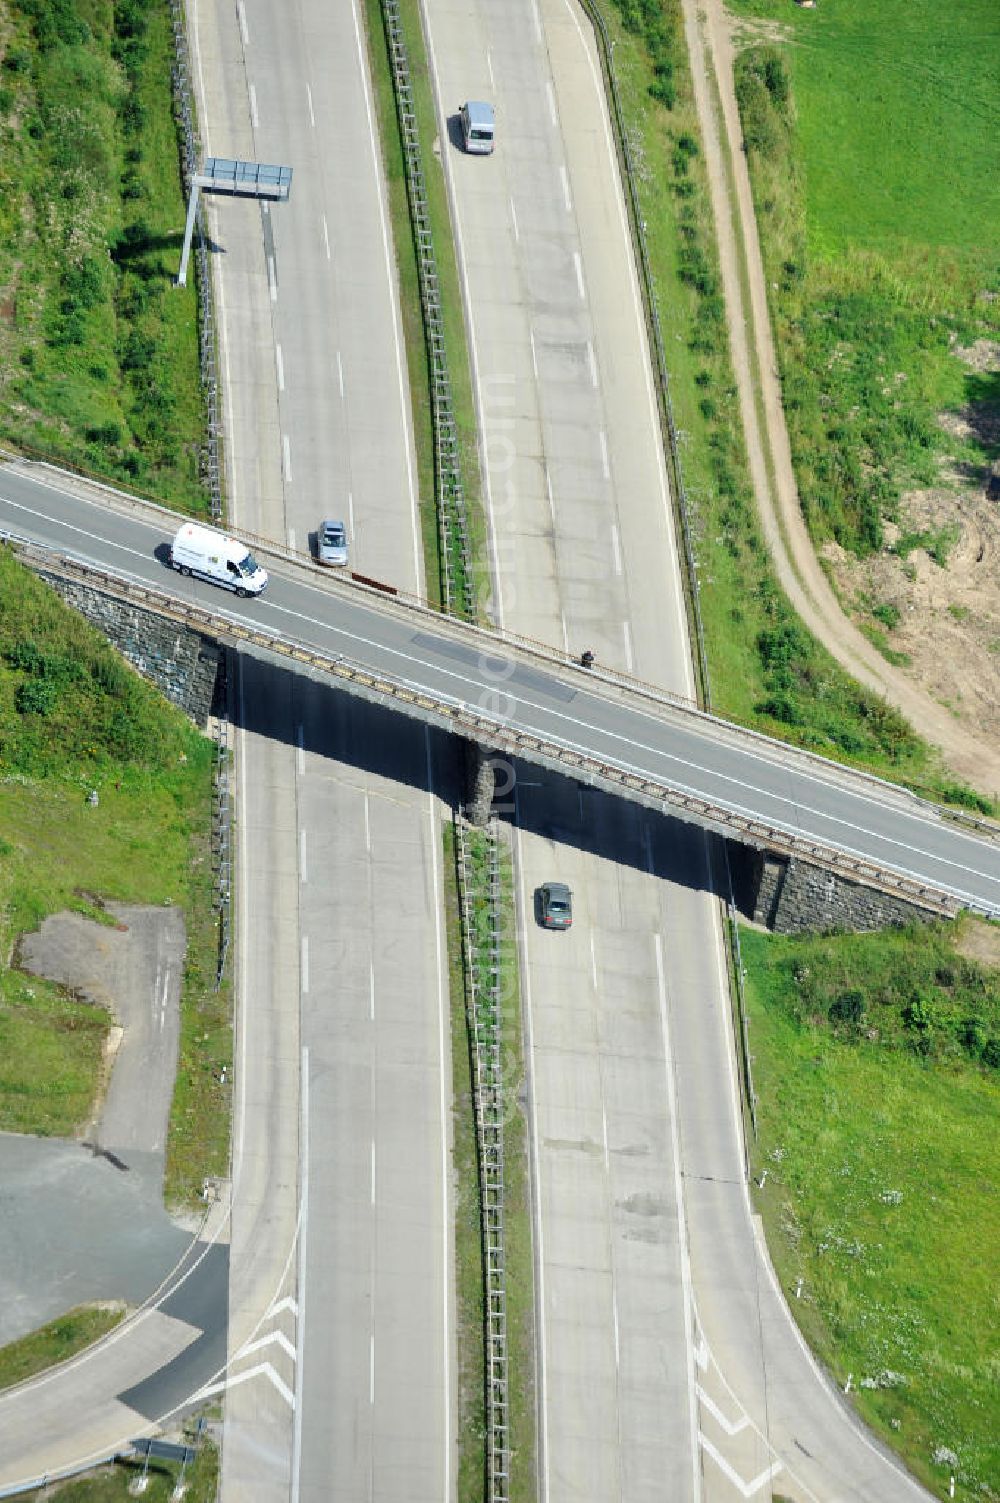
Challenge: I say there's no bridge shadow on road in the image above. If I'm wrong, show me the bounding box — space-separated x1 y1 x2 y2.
231 648 728 904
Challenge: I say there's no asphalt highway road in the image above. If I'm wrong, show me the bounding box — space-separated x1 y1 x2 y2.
2 463 999 918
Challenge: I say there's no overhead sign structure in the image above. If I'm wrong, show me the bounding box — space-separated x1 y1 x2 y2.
177 156 293 287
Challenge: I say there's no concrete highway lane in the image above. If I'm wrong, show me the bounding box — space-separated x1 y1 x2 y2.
1 465 998 917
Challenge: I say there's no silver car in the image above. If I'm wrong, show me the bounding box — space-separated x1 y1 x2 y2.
317 519 349 567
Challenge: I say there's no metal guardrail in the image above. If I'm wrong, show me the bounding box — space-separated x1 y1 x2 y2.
379 0 474 618
455 820 510 1503
13 539 979 920
169 0 224 526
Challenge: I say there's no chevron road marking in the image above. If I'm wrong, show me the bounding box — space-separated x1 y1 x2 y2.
267 1295 299 1320
698 1386 750 1437
700 1436 782 1498
237 1329 296 1363
195 1360 295 1409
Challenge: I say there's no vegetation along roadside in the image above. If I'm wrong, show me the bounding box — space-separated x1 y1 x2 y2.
0 0 208 512
588 0 992 812
728 0 1000 763
744 917 1000 1500
445 823 535 1503
0 549 229 1212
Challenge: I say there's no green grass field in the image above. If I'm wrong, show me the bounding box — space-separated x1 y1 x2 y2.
729 0 1000 557
0 549 228 1203
744 919 1000 1498
0 0 208 511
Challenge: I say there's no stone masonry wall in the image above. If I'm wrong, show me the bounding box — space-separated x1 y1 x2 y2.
751 851 940 934
40 572 222 726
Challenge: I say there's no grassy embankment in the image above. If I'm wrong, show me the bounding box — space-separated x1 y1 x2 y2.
21 1435 219 1501
588 0 992 812
585 0 999 1492
0 0 207 512
729 0 999 574
0 1303 125 1392
361 0 487 613
743 919 1000 1500
444 825 535 1503
0 550 229 1337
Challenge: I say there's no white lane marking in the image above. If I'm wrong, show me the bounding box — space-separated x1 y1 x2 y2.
700 1438 781 1499
299 829 307 884
610 521 622 577
545 466 556 532
590 932 598 991
369 959 375 1021
306 83 315 127
560 613 569 656
268 1295 298 1319
425 742 453 1503
321 214 331 261
611 1290 620 1370
348 491 355 537
248 83 258 129
282 434 292 484
291 1046 310 1496
347 0 422 587
241 1329 296 1362
510 197 520 244
370 1334 375 1404
586 339 598 387
559 164 572 212
697 1386 750 1437
573 250 585 301
296 723 304 776
559 0 694 699
512 818 550 1502
363 791 371 852
655 933 702 1502
267 254 277 302
529 326 539 380
287 526 296 553
7 481 995 897
336 349 345 400
300 936 309 995
371 1137 376 1204
275 343 285 391
486 49 495 88
601 1103 609 1172
599 429 610 480
530 0 543 43
199 1360 294 1407
693 1327 708 1372
546 80 557 126
622 619 634 674
237 0 249 46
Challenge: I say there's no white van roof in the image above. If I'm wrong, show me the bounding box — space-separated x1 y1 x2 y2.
464 100 495 132
173 521 252 564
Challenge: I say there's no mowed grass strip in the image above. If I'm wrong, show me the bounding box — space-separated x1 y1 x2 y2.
20 1434 220 1503
743 919 1000 1498
0 1302 126 1393
361 0 486 613
0 0 208 512
0 549 227 1206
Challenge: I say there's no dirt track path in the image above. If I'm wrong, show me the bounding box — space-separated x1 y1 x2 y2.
678 0 1000 798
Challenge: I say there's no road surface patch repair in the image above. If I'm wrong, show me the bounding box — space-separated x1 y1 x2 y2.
0 905 227 1387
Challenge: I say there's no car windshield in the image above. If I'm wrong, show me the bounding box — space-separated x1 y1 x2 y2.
323 526 345 545
549 899 568 913
239 551 259 575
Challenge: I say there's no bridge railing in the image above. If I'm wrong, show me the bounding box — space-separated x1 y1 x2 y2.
8 534 986 920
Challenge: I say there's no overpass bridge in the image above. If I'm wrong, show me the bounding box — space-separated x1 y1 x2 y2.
2 459 999 920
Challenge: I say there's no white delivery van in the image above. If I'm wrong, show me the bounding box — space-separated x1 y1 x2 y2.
170 522 269 596
459 100 495 155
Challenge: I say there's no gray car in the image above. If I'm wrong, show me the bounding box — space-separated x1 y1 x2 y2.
538 881 573 930
317 519 349 567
